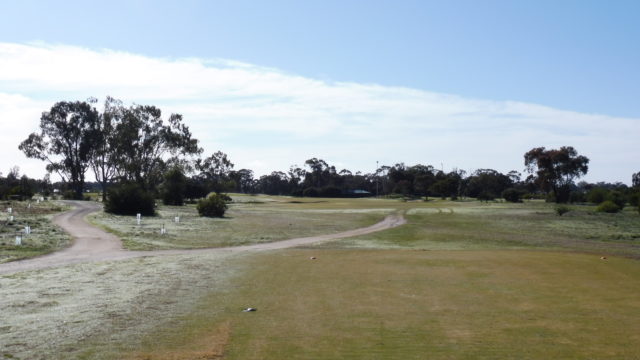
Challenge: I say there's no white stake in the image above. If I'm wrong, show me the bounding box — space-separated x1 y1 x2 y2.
174 216 180 223
9 215 14 222
7 207 12 214
15 234 22 246
136 213 141 225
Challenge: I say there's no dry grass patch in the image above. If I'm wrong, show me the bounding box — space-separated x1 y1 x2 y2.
89 196 385 250
0 200 71 263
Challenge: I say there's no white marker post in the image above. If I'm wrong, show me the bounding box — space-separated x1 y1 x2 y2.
7 207 12 214
9 215 14 222
24 225 31 235
15 233 22 246
28 203 31 209
174 216 180 223
160 223 167 235
136 213 141 225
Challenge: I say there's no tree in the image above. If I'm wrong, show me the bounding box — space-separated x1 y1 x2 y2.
465 169 512 199
633 172 640 188
524 146 589 203
196 151 234 193
161 167 187 206
229 169 255 193
89 97 122 202
19 101 99 199
112 103 201 191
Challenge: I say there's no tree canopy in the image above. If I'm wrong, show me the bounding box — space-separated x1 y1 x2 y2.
19 100 100 199
524 146 589 203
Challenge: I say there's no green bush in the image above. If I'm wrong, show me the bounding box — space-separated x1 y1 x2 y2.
596 200 621 213
502 188 524 203
62 190 82 200
197 193 228 217
609 190 626 210
105 183 155 216
218 193 232 202
477 191 495 202
302 187 319 197
555 205 570 216
161 168 187 206
587 187 609 204
319 186 342 197
569 191 586 203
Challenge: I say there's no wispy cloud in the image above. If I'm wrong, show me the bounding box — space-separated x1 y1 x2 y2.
0 42 637 182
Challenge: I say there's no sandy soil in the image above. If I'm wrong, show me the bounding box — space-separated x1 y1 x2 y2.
0 201 405 275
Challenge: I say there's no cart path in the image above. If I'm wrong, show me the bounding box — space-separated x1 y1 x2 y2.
0 201 406 275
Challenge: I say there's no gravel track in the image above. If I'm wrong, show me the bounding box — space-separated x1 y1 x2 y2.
0 201 406 275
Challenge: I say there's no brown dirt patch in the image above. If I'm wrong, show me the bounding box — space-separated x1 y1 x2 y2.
128 321 231 360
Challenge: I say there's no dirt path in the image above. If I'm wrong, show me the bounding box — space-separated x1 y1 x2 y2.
0 201 406 275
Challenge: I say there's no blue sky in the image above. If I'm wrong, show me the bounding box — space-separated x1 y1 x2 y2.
0 0 638 182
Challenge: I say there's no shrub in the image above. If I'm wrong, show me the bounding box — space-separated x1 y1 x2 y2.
105 183 155 216
197 193 228 217
569 191 586 203
609 190 626 210
161 168 187 206
596 200 621 213
63 190 81 200
319 186 342 197
555 205 570 216
502 188 524 203
587 187 609 204
477 191 495 202
185 179 208 201
302 187 319 197
629 191 640 207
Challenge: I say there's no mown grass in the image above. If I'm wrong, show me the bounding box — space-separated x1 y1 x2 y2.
0 200 71 263
7 195 640 359
126 249 640 359
323 200 640 258
89 195 387 250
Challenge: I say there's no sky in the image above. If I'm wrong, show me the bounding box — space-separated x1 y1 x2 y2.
0 0 638 183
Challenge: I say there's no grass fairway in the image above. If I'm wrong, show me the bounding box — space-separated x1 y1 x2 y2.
328 201 640 257
129 249 640 360
90 195 389 250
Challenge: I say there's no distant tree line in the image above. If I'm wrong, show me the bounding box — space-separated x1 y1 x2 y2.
0 167 52 201
16 98 640 215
